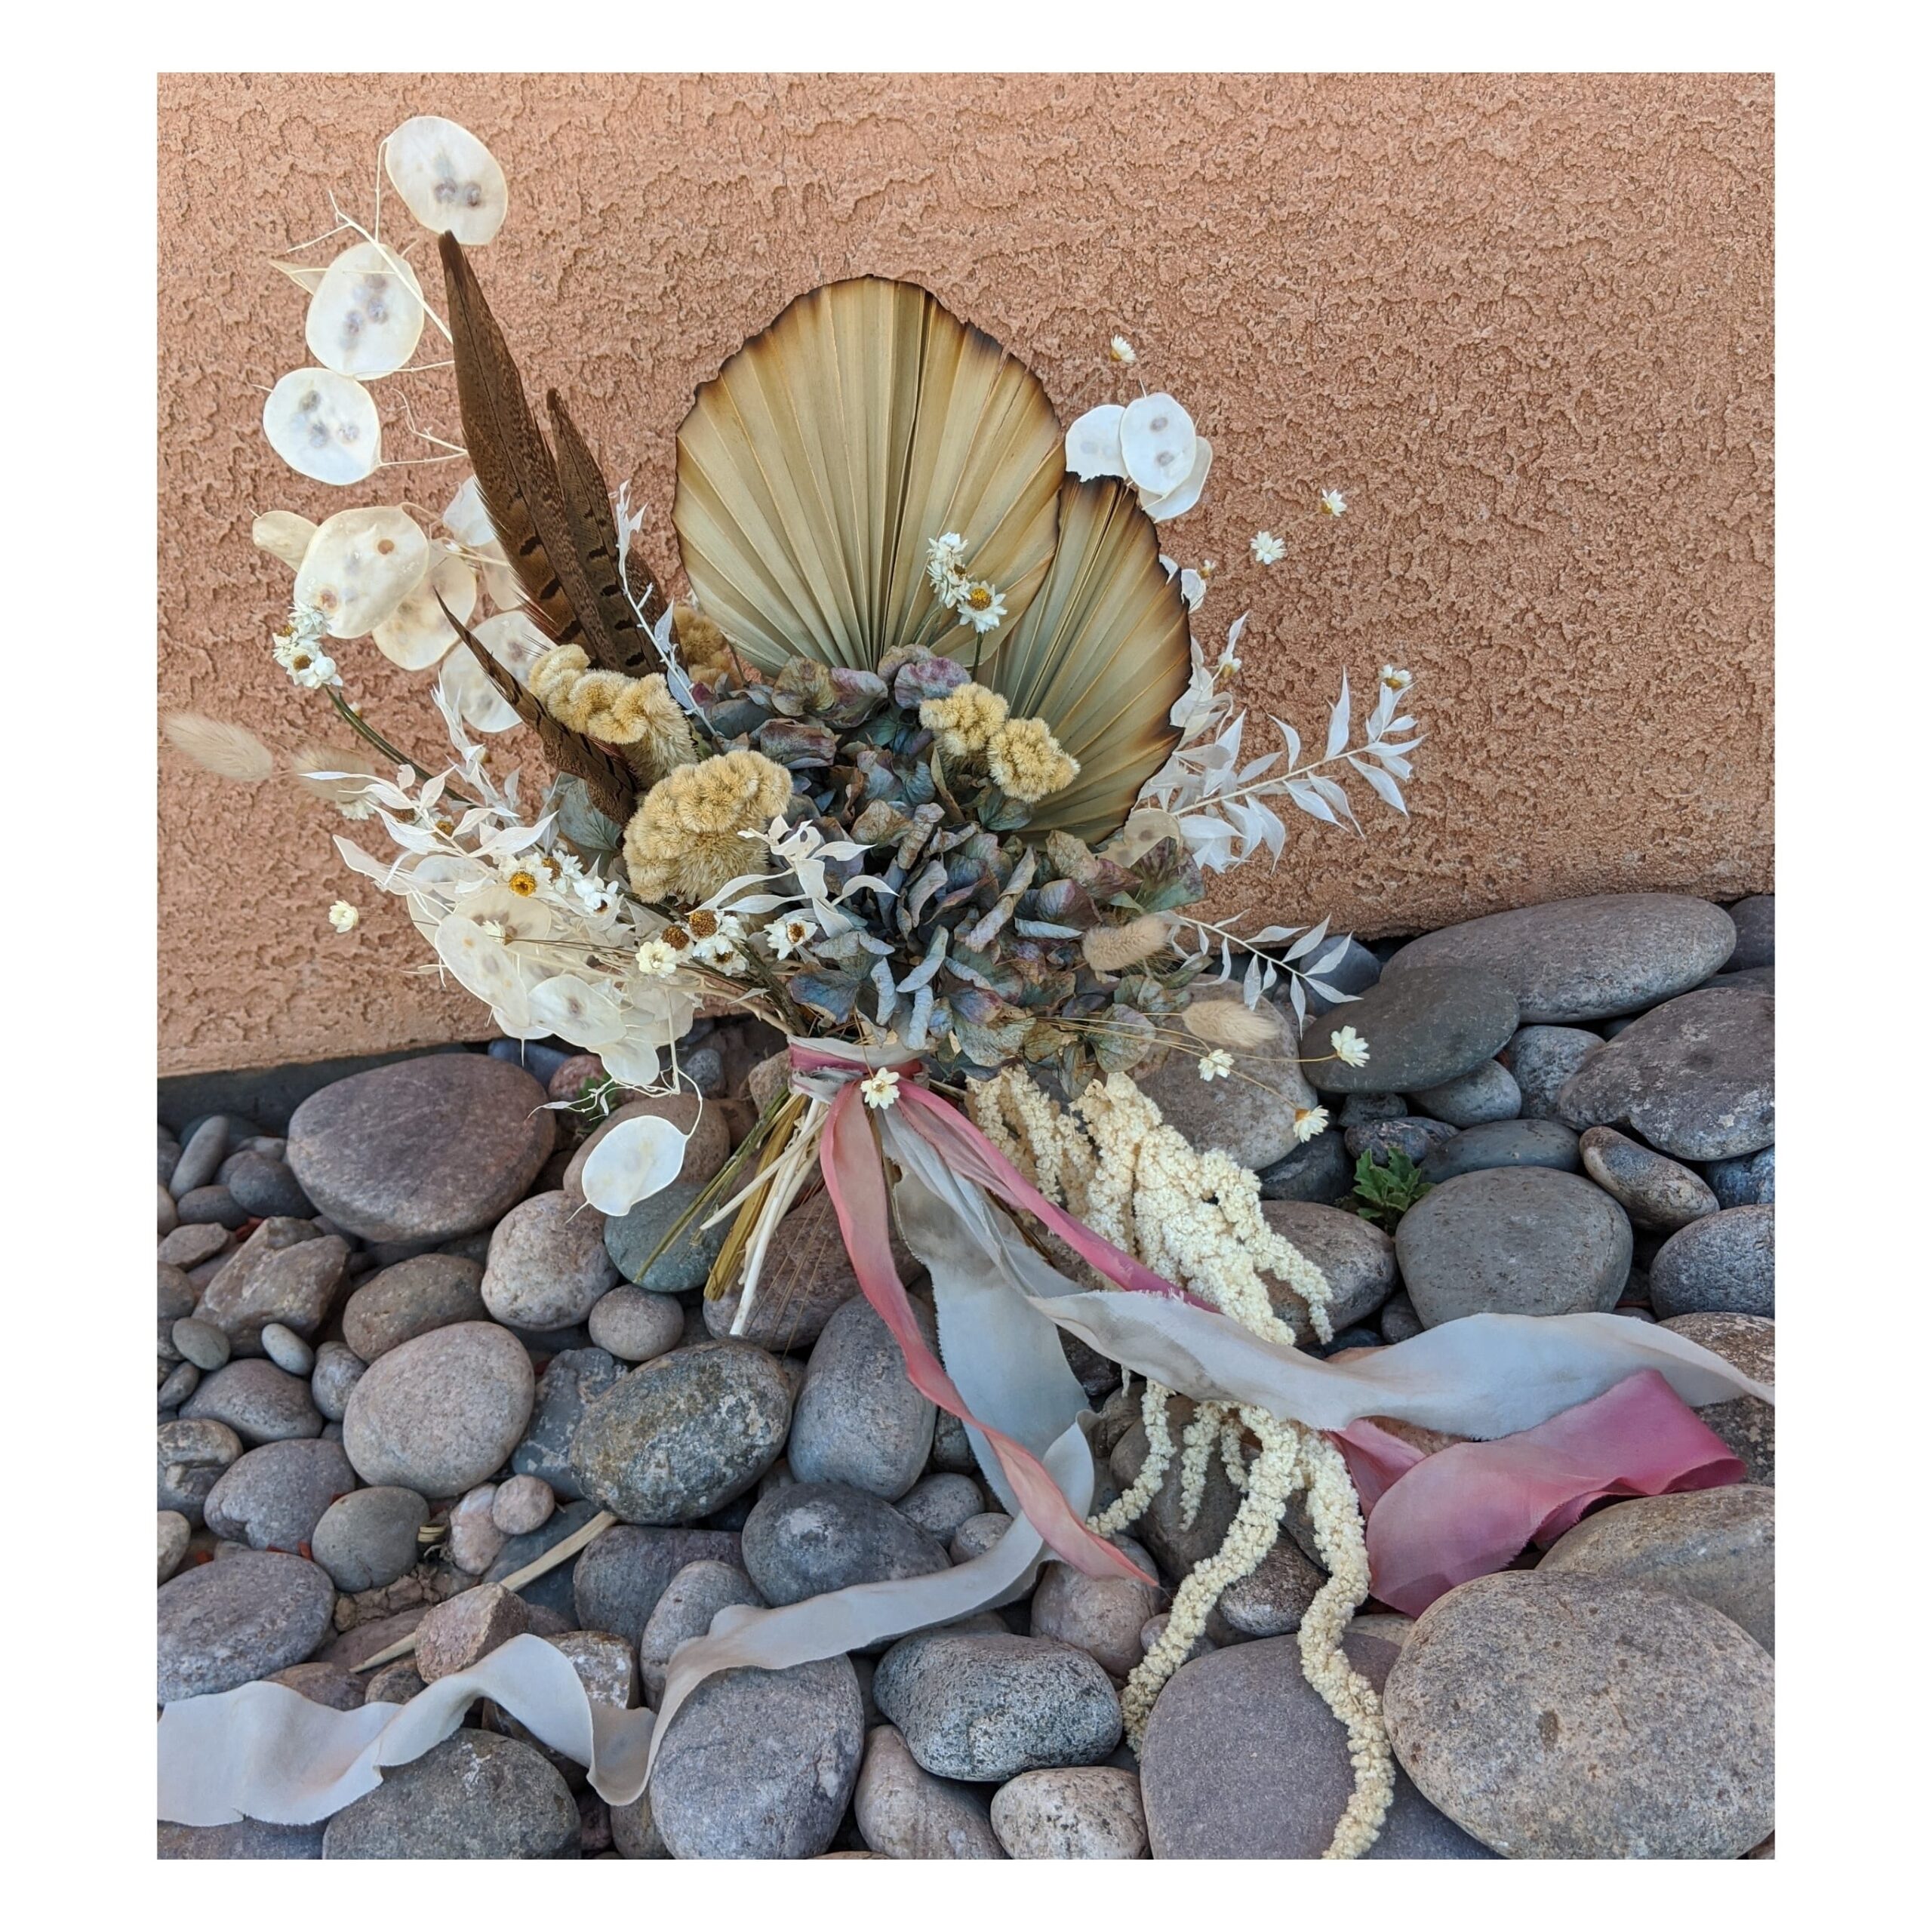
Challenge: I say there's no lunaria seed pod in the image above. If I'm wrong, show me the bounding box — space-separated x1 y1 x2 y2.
437 634 524 733
1119 392 1198 497
293 506 430 638
305 241 426 380
251 511 318 570
263 369 382 485
383 116 508 245
372 549 478 670
1064 403 1128 481
1141 437 1211 522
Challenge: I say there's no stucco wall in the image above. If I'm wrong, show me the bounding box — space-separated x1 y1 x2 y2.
158 72 1772 1076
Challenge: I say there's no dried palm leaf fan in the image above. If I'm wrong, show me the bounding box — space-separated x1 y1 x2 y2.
674 278 1192 842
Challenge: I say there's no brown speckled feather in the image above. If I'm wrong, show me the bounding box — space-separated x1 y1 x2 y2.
545 389 656 675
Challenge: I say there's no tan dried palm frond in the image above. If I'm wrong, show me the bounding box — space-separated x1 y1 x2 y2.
672 277 1065 675
987 478 1190 841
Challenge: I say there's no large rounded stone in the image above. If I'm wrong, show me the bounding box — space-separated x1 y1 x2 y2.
1659 1313 1774 1483
601 1183 733 1292
288 1054 555 1243
649 1655 864 1859
787 1296 937 1500
157 1549 335 1702
193 1219 349 1354
1109 1393 1241 1577
874 1632 1122 1781
704 1189 901 1349
1140 1629 1495 1859
202 1437 357 1552
1407 1059 1521 1128
1539 1485 1774 1651
1255 1128 1355 1204
1726 894 1774 971
1420 1118 1580 1183
321 1732 577 1858
857 1724 1005 1859
1650 1205 1774 1319
1257 1201 1397 1333
741 1482 949 1607
570 1340 791 1522
1383 1570 1774 1857
586 1284 685 1362
638 1559 764 1703
341 1254 488 1360
1500 1024 1605 1119
990 1767 1148 1859
343 1321 535 1498
1307 964 1519 1097
1138 989 1318 1171
1204 1538 1327 1645
310 1341 366 1423
512 1346 621 1501
158 1819 325 1860
482 1192 620 1330
310 1485 430 1592
571 1524 743 1644
1707 1146 1775 1208
1557 989 1774 1160
1580 1126 1720 1231
1394 1168 1632 1325
181 1359 324 1444
158 1417 243 1524
1029 1537 1164 1678
1383 894 1737 1023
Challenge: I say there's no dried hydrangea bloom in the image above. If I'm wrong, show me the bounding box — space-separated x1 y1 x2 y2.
383 115 507 245
1064 402 1127 481
251 511 317 571
371 548 477 669
622 749 794 904
263 368 382 485
1140 436 1211 522
1118 392 1198 497
293 506 430 638
304 241 426 379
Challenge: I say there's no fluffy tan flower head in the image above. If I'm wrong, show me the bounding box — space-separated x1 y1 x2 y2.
671 601 734 681
987 715 1080 803
623 749 794 904
919 681 1009 762
529 645 700 781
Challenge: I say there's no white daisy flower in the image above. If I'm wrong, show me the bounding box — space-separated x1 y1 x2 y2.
926 533 968 605
860 1066 901 1111
1379 664 1413 694
1293 1104 1329 1143
1330 1025 1371 1068
1250 531 1286 566
764 915 814 961
327 900 359 933
1109 334 1137 365
955 581 1006 634
1319 488 1348 517
1197 1048 1234 1081
635 938 681 978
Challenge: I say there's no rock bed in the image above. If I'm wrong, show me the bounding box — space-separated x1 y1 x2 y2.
156 890 1774 1860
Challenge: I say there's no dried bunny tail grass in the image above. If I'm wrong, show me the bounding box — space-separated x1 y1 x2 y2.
160 712 275 784
1082 914 1171 973
1182 998 1282 1051
286 742 380 803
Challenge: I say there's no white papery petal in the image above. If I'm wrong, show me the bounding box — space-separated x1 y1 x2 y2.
372 549 478 669
1119 393 1198 497
294 507 430 638
600 1034 662 1088
251 511 317 571
528 974 626 1051
434 912 529 1012
471 609 552 682
580 1114 688 1214
1064 403 1127 481
1141 436 1212 522
383 116 508 245
304 242 426 379
437 636 523 733
263 369 382 485
441 476 494 546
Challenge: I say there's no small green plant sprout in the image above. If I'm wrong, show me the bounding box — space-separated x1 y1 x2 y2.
1349 1147 1432 1231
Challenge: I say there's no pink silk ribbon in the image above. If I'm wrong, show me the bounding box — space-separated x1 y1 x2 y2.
796 1044 1194 1583
1333 1368 1746 1617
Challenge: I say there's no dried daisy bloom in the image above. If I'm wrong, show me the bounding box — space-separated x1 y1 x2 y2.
622 749 794 904
919 681 1010 762
530 645 700 778
954 580 1007 635
1251 530 1287 566
986 716 1079 803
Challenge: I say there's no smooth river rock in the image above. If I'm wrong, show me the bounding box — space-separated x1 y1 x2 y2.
182 1359 324 1444
1539 1484 1774 1651
990 1767 1148 1859
1140 1629 1494 1858
1421 1118 1580 1183
321 1732 577 1858
1306 964 1519 1097
1650 1206 1775 1320
1394 1168 1632 1324
482 1192 620 1330
1257 1200 1397 1334
1579 1126 1720 1231
787 1296 937 1500
1383 893 1737 1023
1557 989 1774 1160
309 1485 429 1592
343 1321 535 1498
157 1549 336 1702
569 1340 792 1522
1500 1024 1604 1119
1407 1059 1521 1128
512 1346 621 1501
741 1482 950 1607
1138 989 1318 1171
705 1189 909 1349
341 1254 488 1360
856 1724 1006 1859
1659 1313 1774 1483
571 1524 744 1645
288 1054 555 1243
202 1437 357 1553
1383 1570 1774 1858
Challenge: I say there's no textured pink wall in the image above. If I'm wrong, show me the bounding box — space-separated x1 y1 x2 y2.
158 72 1772 1076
